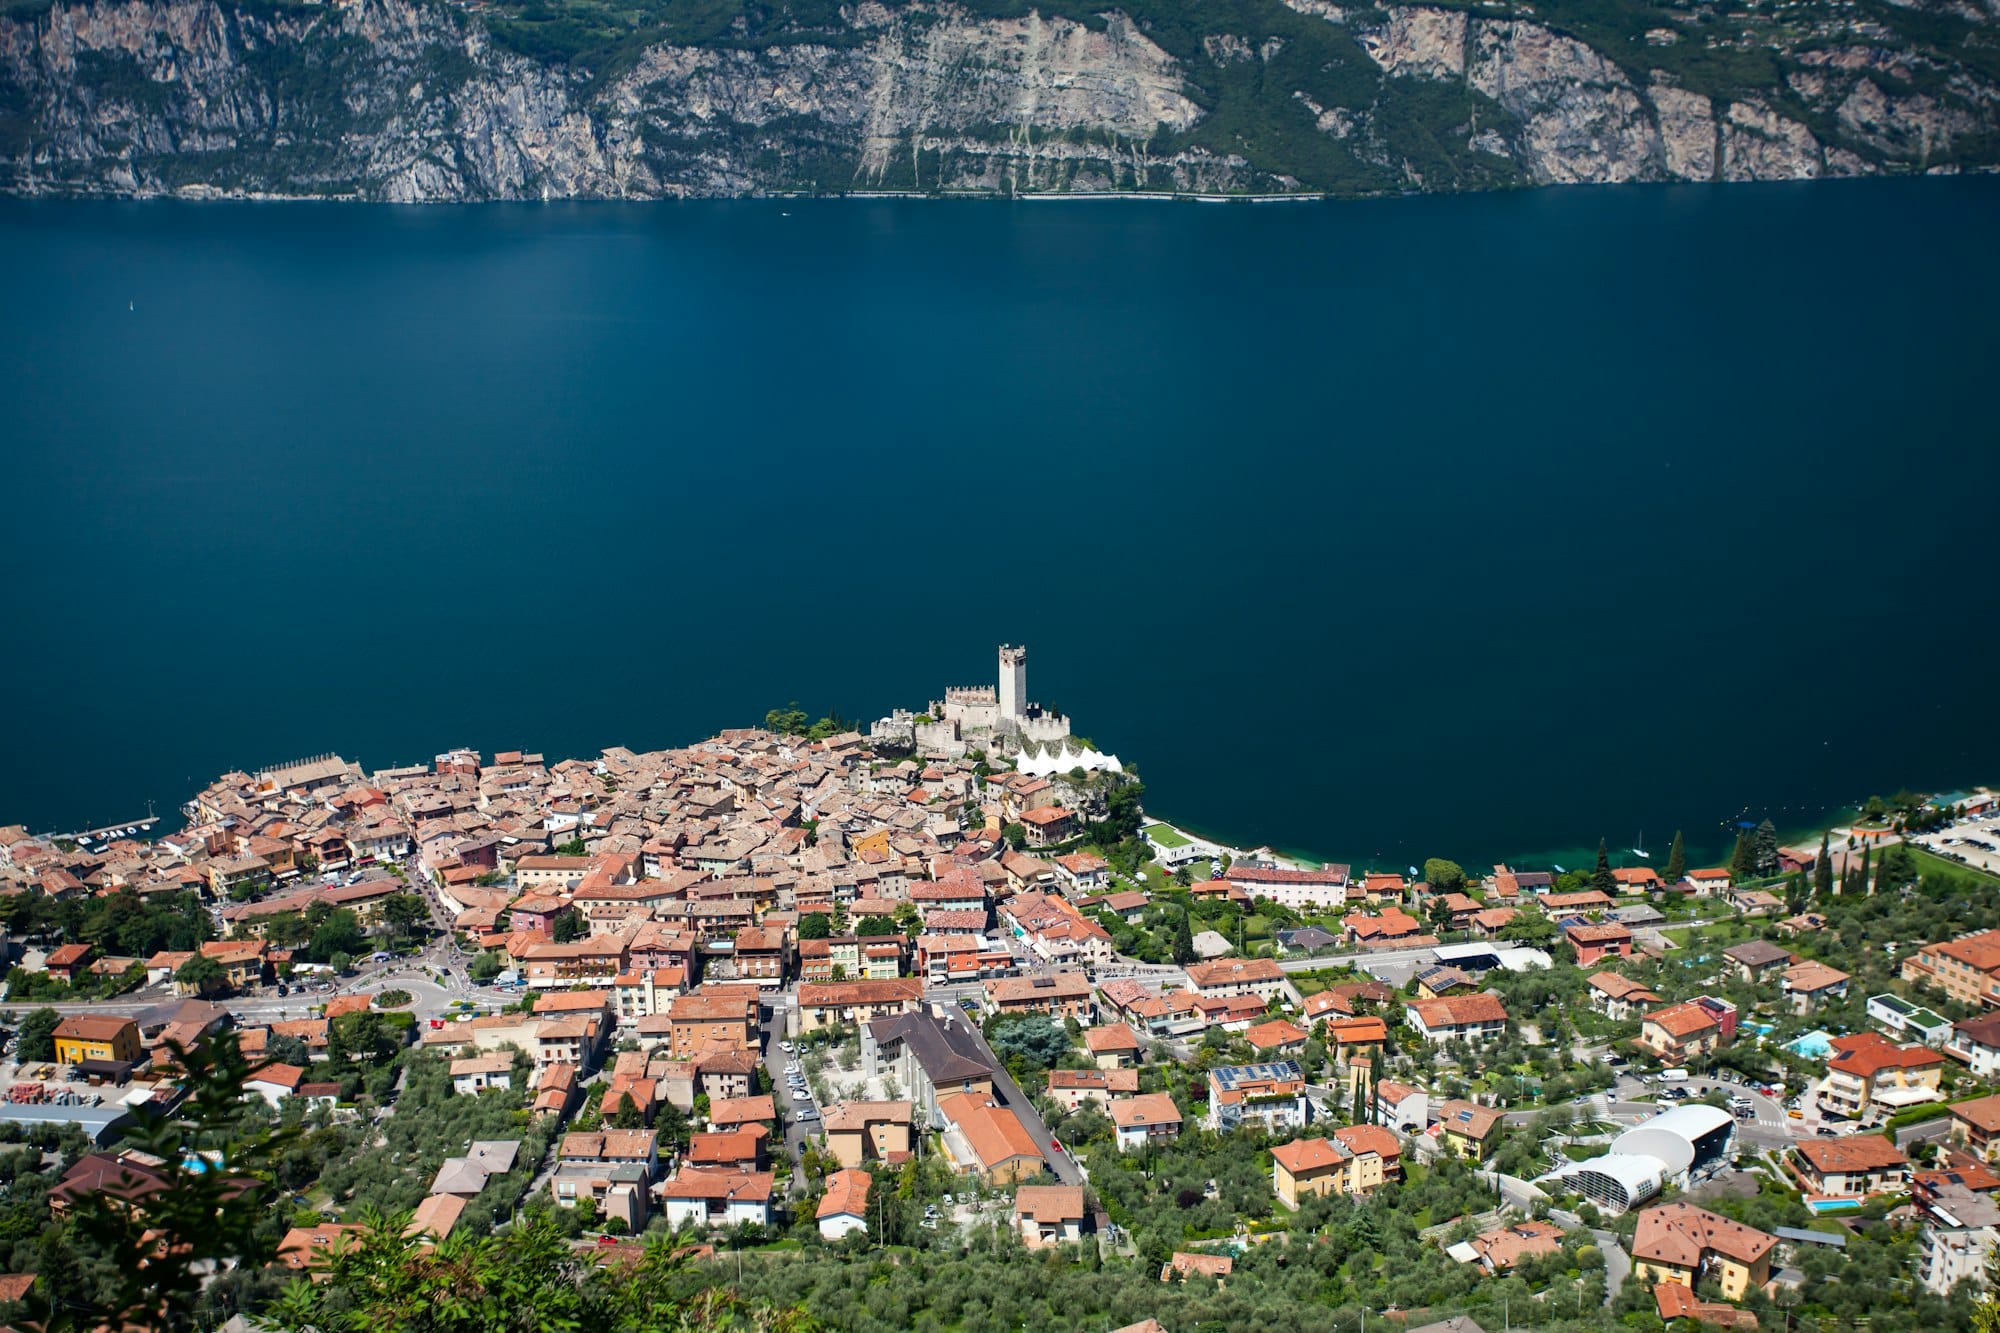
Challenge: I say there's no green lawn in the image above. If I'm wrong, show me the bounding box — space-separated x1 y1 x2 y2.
1146 824 1192 849
1910 844 2000 887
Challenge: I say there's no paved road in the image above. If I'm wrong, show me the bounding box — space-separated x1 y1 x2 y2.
1589 1225 1631 1302
758 995 816 1194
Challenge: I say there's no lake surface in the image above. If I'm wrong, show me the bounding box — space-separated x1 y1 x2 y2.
3 180 1996 869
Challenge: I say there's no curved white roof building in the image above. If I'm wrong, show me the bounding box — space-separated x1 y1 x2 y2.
1014 744 1123 778
1541 1103 1736 1214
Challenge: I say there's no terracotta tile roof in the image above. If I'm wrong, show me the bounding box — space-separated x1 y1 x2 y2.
1013 1184 1085 1223
1645 1000 1721 1038
1085 1025 1142 1052
1952 1093 2000 1134
817 1168 871 1220
1184 958 1286 989
1108 1093 1182 1130
1244 1020 1308 1050
1271 1137 1347 1174
1631 1202 1776 1269
939 1093 1042 1172
1793 1135 1908 1176
1409 994 1508 1027
1826 1032 1943 1077
1333 1123 1401 1160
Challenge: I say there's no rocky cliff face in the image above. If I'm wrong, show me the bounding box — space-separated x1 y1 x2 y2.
1 0 1995 199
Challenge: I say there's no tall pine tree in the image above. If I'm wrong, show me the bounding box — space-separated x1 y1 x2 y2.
1752 818 1780 878
1860 842 1873 894
1664 830 1686 885
1592 839 1615 894
1813 832 1833 898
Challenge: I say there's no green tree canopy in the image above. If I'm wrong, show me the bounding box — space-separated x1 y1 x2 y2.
1422 858 1466 893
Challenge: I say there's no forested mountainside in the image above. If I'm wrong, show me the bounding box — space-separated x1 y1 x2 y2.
2 0 1997 199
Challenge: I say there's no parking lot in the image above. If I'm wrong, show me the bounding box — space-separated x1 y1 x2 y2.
1914 813 2000 877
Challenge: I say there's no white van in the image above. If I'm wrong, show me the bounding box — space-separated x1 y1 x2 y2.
1656 1069 1689 1084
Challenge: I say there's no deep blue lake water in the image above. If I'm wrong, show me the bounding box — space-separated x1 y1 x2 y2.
2 180 1996 870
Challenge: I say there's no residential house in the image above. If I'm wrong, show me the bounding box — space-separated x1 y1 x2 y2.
245 1063 306 1107
612 968 687 1027
1184 958 1292 1005
1268 1124 1401 1207
666 989 760 1058
1685 868 1732 896
1462 1219 1565 1273
45 944 93 983
1162 1252 1233 1284
660 1170 775 1231
1639 997 1737 1064
1375 1080 1429 1135
1013 1185 1086 1248
1778 960 1850 1013
451 1052 515 1095
1208 1062 1307 1133
937 1093 1044 1184
1243 1019 1309 1057
1342 908 1425 947
822 1101 914 1168
1046 1068 1138 1113
1086 1024 1143 1069
1906 929 2000 1009
817 1168 872 1241
1729 888 1784 916
1950 1012 2000 1078
1919 1182 2000 1296
52 1017 141 1068
1405 994 1508 1045
1564 923 1634 966
1789 1136 1911 1196
1434 1100 1504 1161
1586 972 1662 1021
1223 864 1350 912
1630 1202 1777 1302
1269 1137 1348 1208
797 978 923 1033
1721 940 1797 985
1819 1033 1944 1117
984 972 1093 1022
1951 1094 2000 1162
1109 1094 1183 1152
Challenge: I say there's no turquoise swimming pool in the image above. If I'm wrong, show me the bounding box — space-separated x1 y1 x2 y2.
1786 1030 1835 1058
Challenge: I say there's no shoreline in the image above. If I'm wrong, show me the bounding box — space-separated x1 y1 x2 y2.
1143 799 1908 881
6 174 1993 210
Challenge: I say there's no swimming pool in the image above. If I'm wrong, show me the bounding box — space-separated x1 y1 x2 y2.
1785 1030 1835 1058
1807 1197 1861 1215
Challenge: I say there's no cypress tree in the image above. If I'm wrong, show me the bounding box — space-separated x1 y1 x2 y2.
1664 830 1685 885
1860 842 1873 894
1172 909 1195 965
1728 832 1755 882
1592 839 1615 894
1813 832 1833 897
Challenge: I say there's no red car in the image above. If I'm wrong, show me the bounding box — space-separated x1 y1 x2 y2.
1049 1139 1064 1156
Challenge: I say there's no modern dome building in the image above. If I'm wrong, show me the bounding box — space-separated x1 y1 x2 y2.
1541 1104 1737 1214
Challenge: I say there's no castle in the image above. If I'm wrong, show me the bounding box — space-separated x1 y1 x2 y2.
872 644 1076 759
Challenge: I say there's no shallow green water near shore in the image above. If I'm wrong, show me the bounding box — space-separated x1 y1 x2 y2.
2 181 1996 868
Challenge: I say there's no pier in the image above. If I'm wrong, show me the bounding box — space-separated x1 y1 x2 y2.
63 815 160 843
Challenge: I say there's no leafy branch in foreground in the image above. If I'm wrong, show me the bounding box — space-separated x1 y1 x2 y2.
18 1032 298 1333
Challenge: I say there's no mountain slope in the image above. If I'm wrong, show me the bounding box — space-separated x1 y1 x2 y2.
2 0 1996 197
